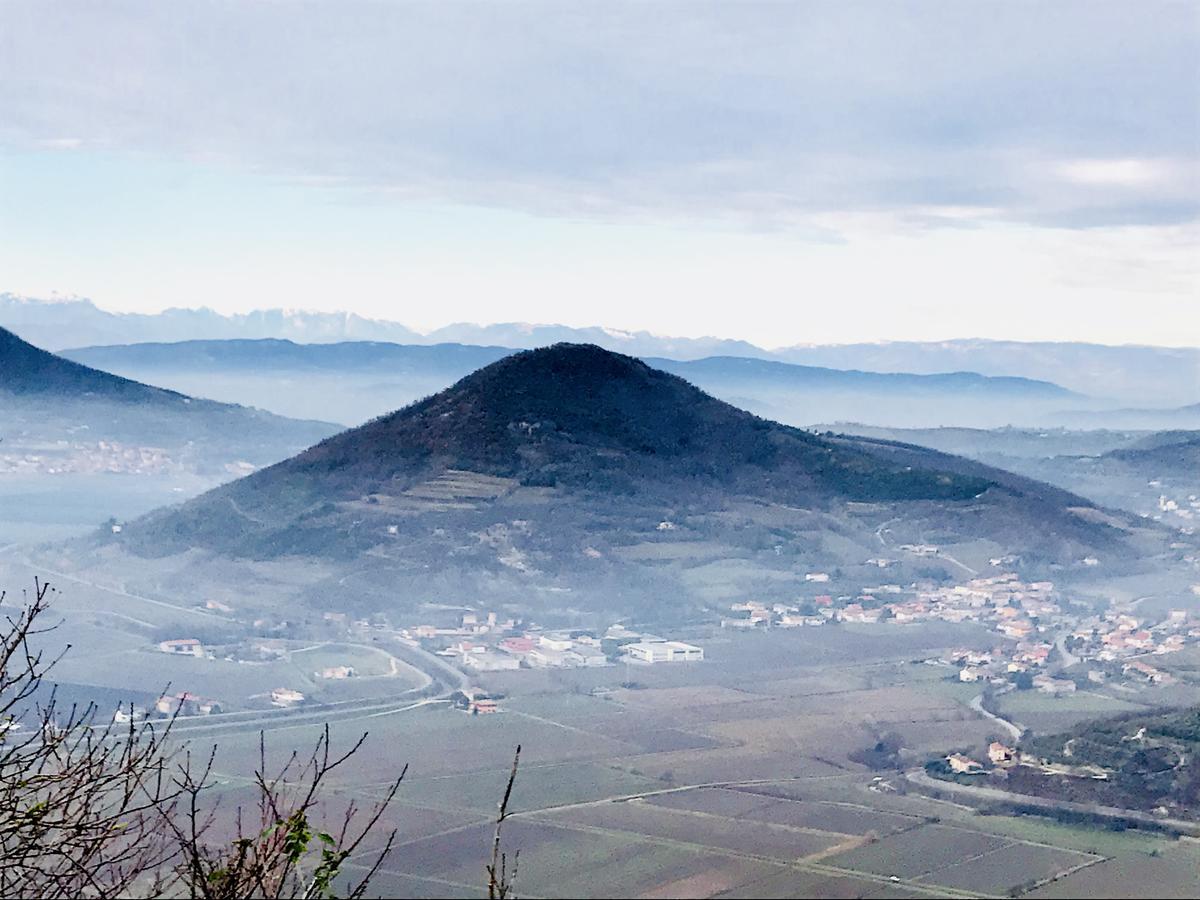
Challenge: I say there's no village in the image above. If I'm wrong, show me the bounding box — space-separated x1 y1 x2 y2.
138 560 1200 727
0 440 186 476
724 568 1200 696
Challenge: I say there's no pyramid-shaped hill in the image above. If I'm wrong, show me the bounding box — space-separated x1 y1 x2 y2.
120 344 1152 580
273 342 997 501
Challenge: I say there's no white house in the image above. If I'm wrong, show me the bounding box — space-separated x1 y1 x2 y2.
271 688 305 707
624 641 704 664
158 638 204 657
463 652 521 672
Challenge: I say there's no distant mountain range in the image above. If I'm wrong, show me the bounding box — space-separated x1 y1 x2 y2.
101 344 1166 619
0 294 424 350
0 326 336 476
63 339 1088 429
773 340 1200 408
6 294 1196 406
0 295 760 361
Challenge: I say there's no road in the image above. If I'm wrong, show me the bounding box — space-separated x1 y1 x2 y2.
375 634 473 693
1054 631 1079 668
166 695 450 737
939 552 978 576
15 558 225 622
969 692 1024 742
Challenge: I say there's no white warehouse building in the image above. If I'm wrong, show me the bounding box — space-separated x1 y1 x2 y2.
624 640 704 664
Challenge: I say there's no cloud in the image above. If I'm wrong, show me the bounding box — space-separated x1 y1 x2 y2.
0 1 1196 230
1056 158 1175 188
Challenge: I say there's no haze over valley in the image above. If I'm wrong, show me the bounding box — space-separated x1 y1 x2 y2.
2 3 1199 897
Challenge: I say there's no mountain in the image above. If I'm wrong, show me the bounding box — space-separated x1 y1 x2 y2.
646 356 1084 428
775 339 1200 407
63 338 513 376
649 357 1077 398
0 294 422 351
423 322 770 360
63 339 1086 429
1103 431 1200 476
61 339 518 426
1 325 200 404
3 295 758 359
8 295 1195 405
100 345 1166 621
0 326 337 477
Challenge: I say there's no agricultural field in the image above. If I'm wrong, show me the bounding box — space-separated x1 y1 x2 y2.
7 565 1200 898
123 625 1200 897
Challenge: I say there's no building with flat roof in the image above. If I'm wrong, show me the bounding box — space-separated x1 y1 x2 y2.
623 641 704 664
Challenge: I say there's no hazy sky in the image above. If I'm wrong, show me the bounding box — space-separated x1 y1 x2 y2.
1 1 1197 347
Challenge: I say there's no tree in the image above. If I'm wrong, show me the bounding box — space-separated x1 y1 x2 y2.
0 580 403 898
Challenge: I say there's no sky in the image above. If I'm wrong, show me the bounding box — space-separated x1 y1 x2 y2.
0 1 1197 348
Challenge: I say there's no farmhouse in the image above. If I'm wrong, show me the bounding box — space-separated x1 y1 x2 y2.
317 665 356 679
946 753 984 774
157 638 204 657
988 742 1016 767
1123 660 1173 684
155 692 221 717
1032 674 1077 695
271 688 305 707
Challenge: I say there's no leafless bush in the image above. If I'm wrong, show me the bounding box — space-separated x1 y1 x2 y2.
487 745 521 900
0 580 405 898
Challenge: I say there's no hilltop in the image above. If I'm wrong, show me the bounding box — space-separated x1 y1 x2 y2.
94 344 1167 619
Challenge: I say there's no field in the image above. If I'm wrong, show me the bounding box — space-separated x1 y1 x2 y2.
6 559 1200 898
116 623 1196 898
996 689 1148 734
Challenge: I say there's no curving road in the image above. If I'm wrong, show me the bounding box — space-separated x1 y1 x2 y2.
969 692 1024 742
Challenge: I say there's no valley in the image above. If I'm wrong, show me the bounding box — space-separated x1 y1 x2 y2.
3 332 1199 899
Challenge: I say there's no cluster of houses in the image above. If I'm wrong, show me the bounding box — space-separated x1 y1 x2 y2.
399 613 703 671
0 440 180 476
724 573 1059 630
113 690 224 723
726 571 1199 692
1155 491 1200 524
944 741 1109 781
